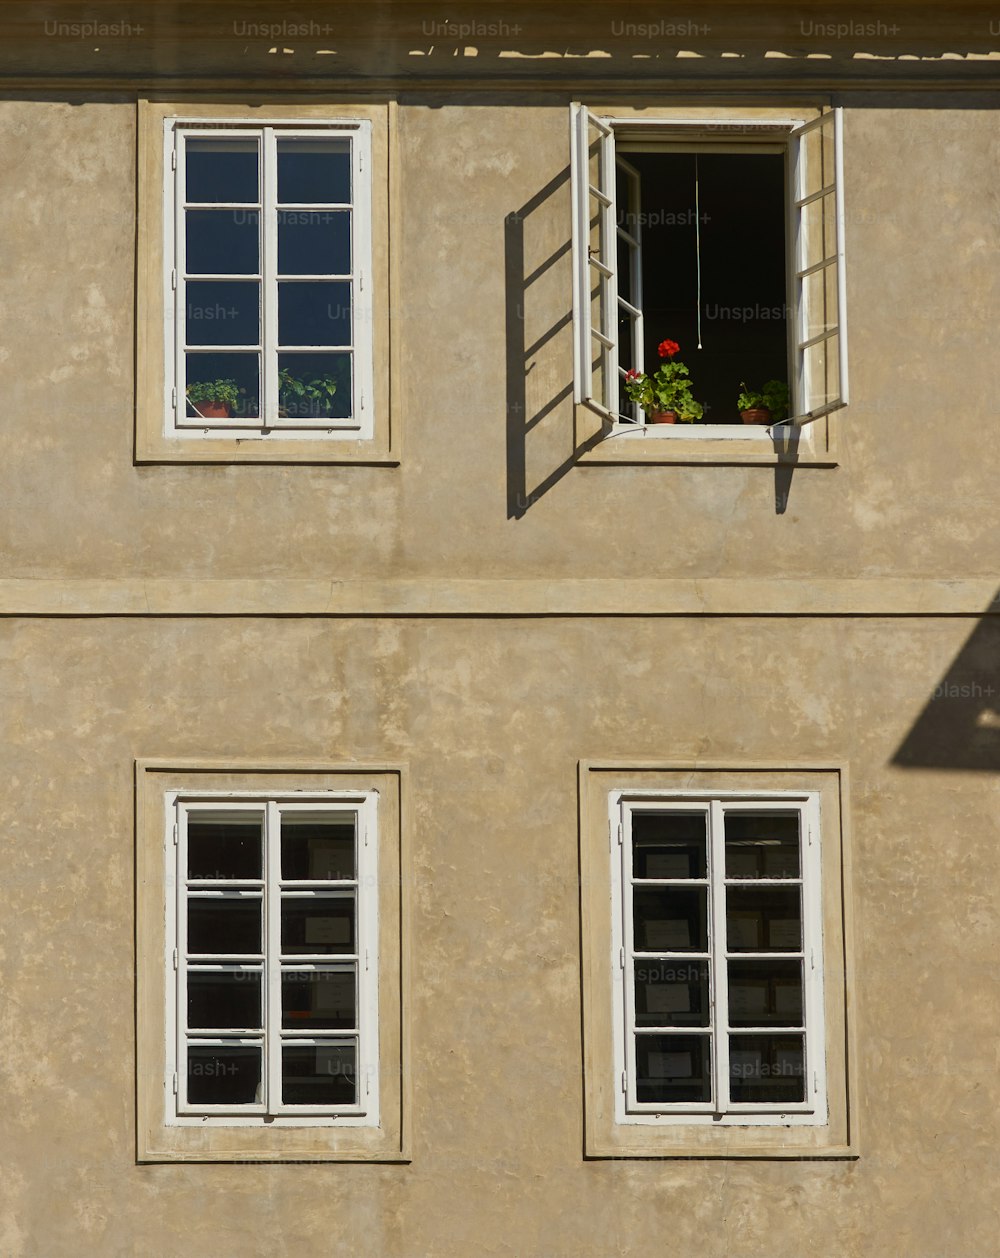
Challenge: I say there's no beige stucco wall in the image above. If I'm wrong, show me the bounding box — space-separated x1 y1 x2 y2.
1 615 998 1256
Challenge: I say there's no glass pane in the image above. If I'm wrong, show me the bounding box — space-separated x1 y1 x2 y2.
724 813 800 879
185 281 260 347
278 281 351 347
277 353 352 421
281 895 355 955
187 816 262 880
635 1033 711 1104
804 332 839 413
187 897 261 955
186 137 259 204
633 887 707 952
187 1045 262 1105
278 210 351 276
277 138 351 204
187 970 262 1031
726 887 802 952
727 960 803 1027
281 816 355 880
803 261 839 341
185 352 259 420
634 958 710 1029
282 1042 357 1106
729 1034 805 1103
185 209 259 276
632 812 707 879
282 968 356 1030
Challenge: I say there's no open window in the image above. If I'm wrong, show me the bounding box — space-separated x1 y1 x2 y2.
571 106 848 435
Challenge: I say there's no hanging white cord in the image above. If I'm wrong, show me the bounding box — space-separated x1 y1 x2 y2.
695 153 703 349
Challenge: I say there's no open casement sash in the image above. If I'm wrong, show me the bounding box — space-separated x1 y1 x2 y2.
784 108 849 428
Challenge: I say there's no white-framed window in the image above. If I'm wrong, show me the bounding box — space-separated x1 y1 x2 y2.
165 119 374 440
167 790 380 1125
610 790 826 1125
570 106 848 436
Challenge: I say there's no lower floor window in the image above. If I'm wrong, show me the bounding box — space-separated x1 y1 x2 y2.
172 792 379 1120
614 792 826 1124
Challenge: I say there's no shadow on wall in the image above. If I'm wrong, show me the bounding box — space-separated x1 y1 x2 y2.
894 609 1000 770
504 166 603 519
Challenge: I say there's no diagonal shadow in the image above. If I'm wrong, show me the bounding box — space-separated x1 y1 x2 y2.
893 601 1000 771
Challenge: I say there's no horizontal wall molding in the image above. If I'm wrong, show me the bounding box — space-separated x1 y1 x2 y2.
2 578 1000 618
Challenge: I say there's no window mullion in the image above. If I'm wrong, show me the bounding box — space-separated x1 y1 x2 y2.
265 799 281 1113
620 802 636 1110
709 799 730 1113
786 135 806 421
262 128 278 428
175 800 187 1110
174 130 186 429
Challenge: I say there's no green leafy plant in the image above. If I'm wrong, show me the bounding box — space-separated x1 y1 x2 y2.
185 378 243 412
278 368 338 417
737 379 789 422
623 339 704 423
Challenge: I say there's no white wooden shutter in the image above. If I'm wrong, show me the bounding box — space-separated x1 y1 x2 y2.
571 105 619 419
787 109 849 425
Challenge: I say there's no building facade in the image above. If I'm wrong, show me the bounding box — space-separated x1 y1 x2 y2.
1 3 999 1255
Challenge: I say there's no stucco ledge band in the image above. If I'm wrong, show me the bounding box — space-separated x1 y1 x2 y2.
1 578 999 617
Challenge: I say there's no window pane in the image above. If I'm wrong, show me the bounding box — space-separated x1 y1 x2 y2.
727 960 803 1027
187 897 261 955
186 138 259 204
281 816 355 880
187 970 262 1031
277 353 352 420
724 813 800 879
282 968 356 1030
726 887 801 952
281 1042 357 1106
281 895 355 955
278 281 351 347
185 281 260 347
185 209 259 276
635 1033 711 1103
729 1034 805 1103
634 958 710 1029
277 138 351 204
632 812 707 879
185 352 260 420
633 887 707 952
187 816 262 880
278 210 351 276
187 1045 262 1105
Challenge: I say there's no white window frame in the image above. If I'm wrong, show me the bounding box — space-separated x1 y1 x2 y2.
165 789 380 1128
164 118 375 441
571 106 849 439
609 789 827 1127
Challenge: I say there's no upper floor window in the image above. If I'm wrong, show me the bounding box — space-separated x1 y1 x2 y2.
570 107 848 439
166 120 373 440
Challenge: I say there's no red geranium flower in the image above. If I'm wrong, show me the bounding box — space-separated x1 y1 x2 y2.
625 368 642 382
658 339 680 359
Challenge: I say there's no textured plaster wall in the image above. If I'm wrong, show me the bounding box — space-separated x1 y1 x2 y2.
0 100 999 580
1 616 998 1258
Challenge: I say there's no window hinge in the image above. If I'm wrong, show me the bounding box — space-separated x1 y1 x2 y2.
621 1071 627 1094
172 1072 178 1094
619 947 625 971
171 269 177 291
172 948 178 970
810 948 816 971
172 821 178 845
617 822 623 846
365 948 369 973
814 1071 819 1092
171 387 177 409
171 148 177 171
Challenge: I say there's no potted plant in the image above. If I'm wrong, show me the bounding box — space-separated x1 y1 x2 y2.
737 379 789 426
186 378 242 420
623 339 704 424
277 368 339 419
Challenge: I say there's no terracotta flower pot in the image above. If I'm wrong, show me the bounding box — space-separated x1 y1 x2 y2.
189 400 231 420
647 410 678 424
740 407 772 426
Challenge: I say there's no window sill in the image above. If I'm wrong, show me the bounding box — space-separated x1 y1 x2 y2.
135 428 399 465
575 413 837 467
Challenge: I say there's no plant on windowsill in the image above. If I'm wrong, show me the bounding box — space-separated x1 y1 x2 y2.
277 368 339 419
737 379 789 426
186 378 243 420
623 339 704 424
